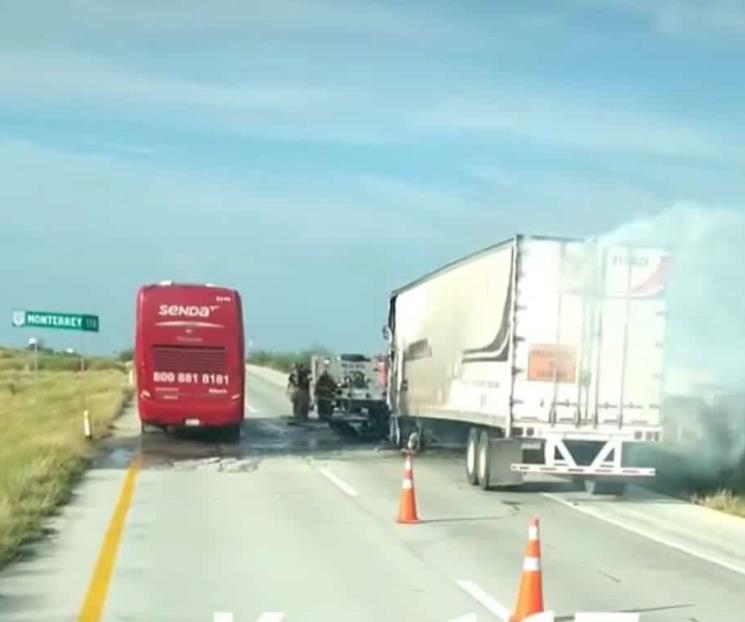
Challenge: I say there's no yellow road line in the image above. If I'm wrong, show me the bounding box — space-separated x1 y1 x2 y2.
76 457 141 622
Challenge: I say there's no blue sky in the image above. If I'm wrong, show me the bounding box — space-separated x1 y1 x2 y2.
2 0 745 355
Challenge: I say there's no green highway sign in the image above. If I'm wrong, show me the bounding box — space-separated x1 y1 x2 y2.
12 310 99 333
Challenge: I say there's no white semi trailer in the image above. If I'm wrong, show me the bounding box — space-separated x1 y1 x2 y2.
385 235 669 494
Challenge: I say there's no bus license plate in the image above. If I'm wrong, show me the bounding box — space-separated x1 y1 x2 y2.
184 418 201 427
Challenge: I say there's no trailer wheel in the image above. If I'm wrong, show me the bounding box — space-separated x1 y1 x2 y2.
584 479 627 496
465 428 479 485
406 430 421 453
477 430 492 490
388 416 402 447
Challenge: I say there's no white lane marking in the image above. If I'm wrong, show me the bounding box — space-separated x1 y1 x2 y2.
449 613 478 622
543 492 745 578
318 467 360 497
256 613 285 622
454 579 510 622
214 613 233 622
246 402 258 414
575 613 638 622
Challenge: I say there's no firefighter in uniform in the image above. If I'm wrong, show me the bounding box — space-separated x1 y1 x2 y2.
287 364 299 394
288 364 311 420
314 364 337 421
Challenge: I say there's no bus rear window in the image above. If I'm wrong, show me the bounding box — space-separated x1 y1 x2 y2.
152 345 227 373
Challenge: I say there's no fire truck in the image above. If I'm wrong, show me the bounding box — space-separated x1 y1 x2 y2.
310 353 389 437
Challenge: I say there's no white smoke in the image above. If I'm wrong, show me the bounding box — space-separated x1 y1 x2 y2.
603 202 745 391
602 203 745 477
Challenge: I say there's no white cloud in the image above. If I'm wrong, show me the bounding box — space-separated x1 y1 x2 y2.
599 0 745 39
1 2 740 161
0 52 335 113
3 45 739 162
0 1 471 48
0 139 478 242
422 86 744 164
0 50 414 146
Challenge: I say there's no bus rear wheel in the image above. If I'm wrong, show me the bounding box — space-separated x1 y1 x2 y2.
224 424 241 443
140 422 159 435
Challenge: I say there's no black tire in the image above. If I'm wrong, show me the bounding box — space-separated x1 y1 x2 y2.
584 479 627 496
406 429 422 453
465 428 479 485
388 417 407 449
388 416 402 447
224 424 241 443
477 429 492 490
389 416 423 451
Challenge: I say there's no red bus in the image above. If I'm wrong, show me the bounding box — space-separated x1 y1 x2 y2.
134 282 245 439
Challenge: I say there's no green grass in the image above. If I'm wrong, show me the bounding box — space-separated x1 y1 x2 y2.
0 367 130 565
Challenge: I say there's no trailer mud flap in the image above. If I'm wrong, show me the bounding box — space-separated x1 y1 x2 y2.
488 439 523 486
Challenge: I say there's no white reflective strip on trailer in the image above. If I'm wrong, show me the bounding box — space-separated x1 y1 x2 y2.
523 556 541 571
511 464 655 476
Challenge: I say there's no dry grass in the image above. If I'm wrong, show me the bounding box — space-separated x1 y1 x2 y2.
0 347 125 372
0 368 130 565
697 490 745 518
643 441 745 519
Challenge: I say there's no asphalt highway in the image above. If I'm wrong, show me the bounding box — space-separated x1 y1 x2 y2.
2 367 745 621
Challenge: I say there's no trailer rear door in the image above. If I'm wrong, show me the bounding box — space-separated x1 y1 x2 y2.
510 239 588 428
510 239 667 435
588 246 668 431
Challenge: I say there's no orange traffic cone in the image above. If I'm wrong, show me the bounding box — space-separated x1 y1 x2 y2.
511 517 544 622
396 454 420 524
